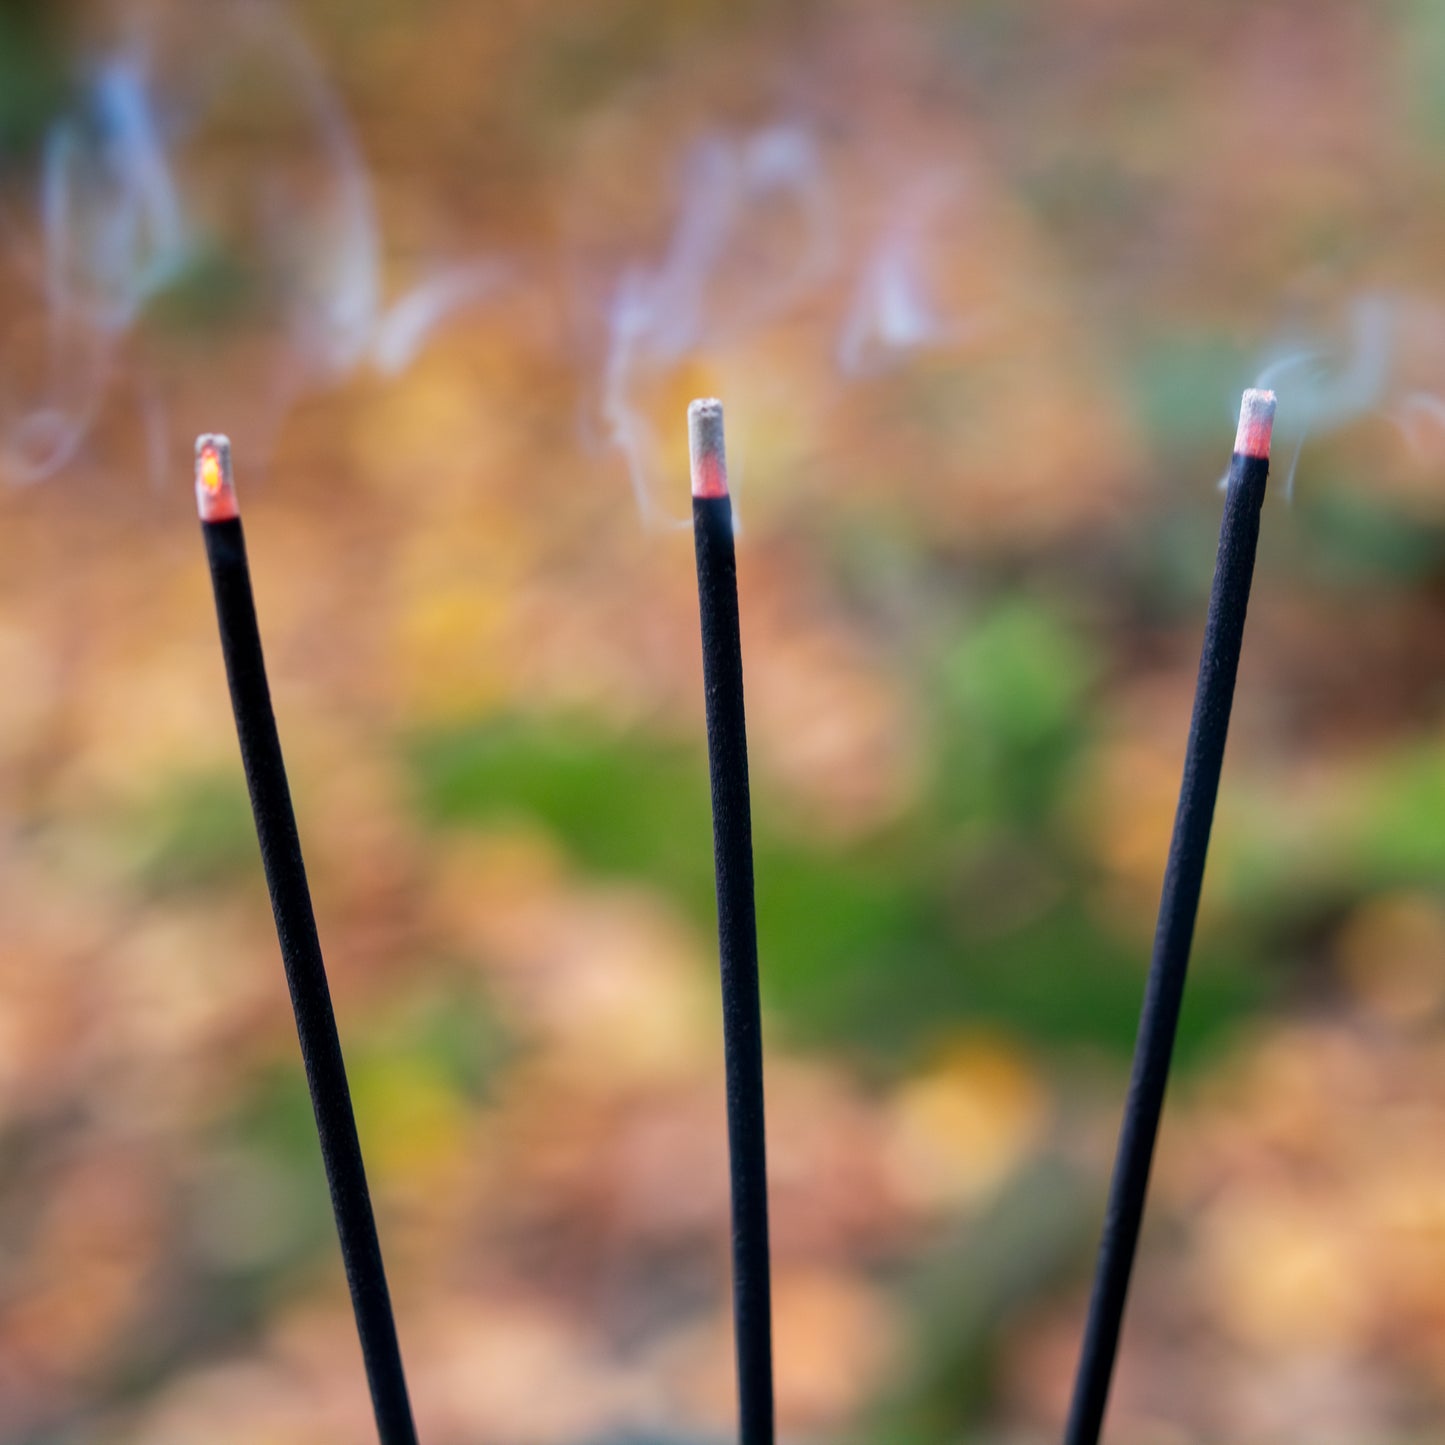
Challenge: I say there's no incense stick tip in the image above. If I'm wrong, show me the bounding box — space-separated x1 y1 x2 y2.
1234 388 1277 459
195 433 239 522
688 398 729 499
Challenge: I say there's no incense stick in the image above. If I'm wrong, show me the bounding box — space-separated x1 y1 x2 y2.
1062 389 1276 1445
195 436 418 1445
689 400 775 1445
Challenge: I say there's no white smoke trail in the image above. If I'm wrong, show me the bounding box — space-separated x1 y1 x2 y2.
599 124 835 525
837 174 985 376
1243 296 1398 499
0 0 508 487
41 49 190 331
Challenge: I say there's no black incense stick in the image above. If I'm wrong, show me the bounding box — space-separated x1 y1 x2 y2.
195 436 418 1445
689 400 775 1445
1062 389 1276 1445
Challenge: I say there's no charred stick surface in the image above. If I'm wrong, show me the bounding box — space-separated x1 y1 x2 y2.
198 437 418 1445
1063 391 1275 1445
690 401 775 1445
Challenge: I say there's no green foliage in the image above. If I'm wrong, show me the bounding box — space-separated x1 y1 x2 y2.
408 718 937 1052
408 706 1264 1068
1127 335 1248 452
0 5 69 155
412 717 719 911
517 0 770 122
130 772 258 893
1297 484 1445 587
933 597 1095 827
351 983 515 1106
1350 741 1445 885
211 984 511 1291
855 1156 1096 1438
145 244 260 333
1017 149 1147 251
1401 0 1445 149
209 1063 338 1305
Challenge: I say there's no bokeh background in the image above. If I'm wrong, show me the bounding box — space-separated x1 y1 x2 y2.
4 1 1445 1440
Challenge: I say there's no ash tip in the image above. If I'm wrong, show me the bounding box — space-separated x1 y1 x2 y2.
688 398 729 499
195 432 239 522
1234 388 1277 459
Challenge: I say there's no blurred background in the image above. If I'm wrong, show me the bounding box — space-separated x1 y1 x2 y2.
3 0 1445 1440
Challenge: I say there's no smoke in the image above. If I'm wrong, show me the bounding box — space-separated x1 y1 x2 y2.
1 9 997 515
0 47 184 481
837 174 986 378
1242 296 1445 499
1245 296 1393 497
42 50 190 332
597 127 993 523
6 1 1444 534
599 125 836 525
0 1 505 487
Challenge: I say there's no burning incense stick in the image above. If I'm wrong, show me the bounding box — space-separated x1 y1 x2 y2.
689 400 775 1445
196 437 418 1445
1062 389 1276 1445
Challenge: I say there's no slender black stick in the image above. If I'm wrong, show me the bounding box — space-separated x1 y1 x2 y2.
195 437 418 1445
689 400 775 1445
1063 391 1276 1445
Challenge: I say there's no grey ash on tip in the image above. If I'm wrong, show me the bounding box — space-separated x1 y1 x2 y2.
688 398 729 499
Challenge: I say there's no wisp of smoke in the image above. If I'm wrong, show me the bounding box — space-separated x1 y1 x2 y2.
0 48 186 481
43 50 191 332
598 124 997 523
837 174 984 377
1244 295 1397 499
600 124 835 525
0 1 505 488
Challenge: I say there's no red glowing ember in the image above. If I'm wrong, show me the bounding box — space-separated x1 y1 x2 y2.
196 435 239 522
688 398 730 499
1233 388 1277 460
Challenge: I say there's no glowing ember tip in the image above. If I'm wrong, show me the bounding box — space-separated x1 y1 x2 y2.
1234 388 1277 460
688 397 729 500
195 434 239 522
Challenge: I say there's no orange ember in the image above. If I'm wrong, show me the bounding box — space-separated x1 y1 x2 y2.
195 435 239 522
